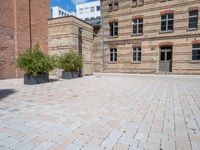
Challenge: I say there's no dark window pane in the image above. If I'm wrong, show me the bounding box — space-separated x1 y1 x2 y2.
161 26 166 31
96 6 100 11
189 17 198 22
189 22 198 29
115 27 118 35
192 55 200 60
168 14 174 19
109 23 113 36
160 52 165 61
189 18 198 28
133 26 137 34
167 52 172 60
114 53 117 61
161 21 166 26
139 24 143 33
189 11 198 16
133 54 137 61
138 52 141 61
192 44 200 60
168 25 173 30
193 44 200 48
161 15 166 20
161 21 166 31
192 50 200 55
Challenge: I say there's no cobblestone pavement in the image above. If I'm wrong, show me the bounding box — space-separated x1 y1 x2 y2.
0 74 200 150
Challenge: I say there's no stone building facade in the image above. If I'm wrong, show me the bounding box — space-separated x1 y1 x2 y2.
48 16 93 76
94 0 200 74
0 0 49 79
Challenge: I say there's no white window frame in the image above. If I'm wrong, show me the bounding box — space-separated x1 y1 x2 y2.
110 48 117 62
161 14 174 32
133 47 141 62
133 18 143 34
189 10 198 30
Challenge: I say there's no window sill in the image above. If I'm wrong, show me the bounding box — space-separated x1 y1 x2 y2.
187 28 198 31
108 36 118 38
191 60 200 63
108 62 118 64
132 61 141 64
131 33 143 36
132 5 137 8
159 30 174 34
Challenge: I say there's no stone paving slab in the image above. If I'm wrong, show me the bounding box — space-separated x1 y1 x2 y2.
0 74 200 150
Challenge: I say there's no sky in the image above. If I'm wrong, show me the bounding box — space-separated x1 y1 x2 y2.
50 0 96 12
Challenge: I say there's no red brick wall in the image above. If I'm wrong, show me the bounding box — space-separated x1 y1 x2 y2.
0 0 49 79
0 0 16 79
31 0 49 53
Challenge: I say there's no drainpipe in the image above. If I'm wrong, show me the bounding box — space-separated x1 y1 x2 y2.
29 0 32 50
101 0 105 72
78 27 83 77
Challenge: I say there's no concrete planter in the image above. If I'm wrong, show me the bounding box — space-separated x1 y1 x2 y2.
62 71 79 79
24 73 49 85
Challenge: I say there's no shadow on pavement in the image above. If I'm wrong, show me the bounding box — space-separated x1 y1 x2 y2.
0 89 16 100
49 78 60 83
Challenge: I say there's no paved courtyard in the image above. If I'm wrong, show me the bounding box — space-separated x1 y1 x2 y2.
0 74 200 150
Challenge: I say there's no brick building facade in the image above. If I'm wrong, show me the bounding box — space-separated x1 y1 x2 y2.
93 0 200 74
0 0 49 79
48 16 93 76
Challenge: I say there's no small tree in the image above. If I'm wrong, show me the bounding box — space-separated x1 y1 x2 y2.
58 51 82 72
16 44 56 76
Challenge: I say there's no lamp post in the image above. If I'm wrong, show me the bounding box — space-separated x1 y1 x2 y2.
78 27 83 77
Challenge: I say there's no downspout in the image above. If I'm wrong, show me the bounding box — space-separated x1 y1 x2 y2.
29 0 32 50
14 0 18 77
101 0 105 72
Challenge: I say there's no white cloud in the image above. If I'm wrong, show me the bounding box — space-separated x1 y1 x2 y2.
71 0 89 4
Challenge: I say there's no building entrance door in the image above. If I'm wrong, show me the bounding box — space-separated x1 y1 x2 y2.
159 46 172 72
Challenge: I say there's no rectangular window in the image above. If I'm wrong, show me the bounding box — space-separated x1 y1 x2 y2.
108 3 112 12
161 14 174 32
79 8 83 14
133 47 141 62
85 7 89 13
90 6 95 12
133 18 143 34
109 22 118 37
192 44 200 60
110 48 117 62
132 0 144 7
113 2 119 11
96 6 101 11
189 11 198 29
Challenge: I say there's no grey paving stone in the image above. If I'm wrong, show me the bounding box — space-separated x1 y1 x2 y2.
0 74 200 150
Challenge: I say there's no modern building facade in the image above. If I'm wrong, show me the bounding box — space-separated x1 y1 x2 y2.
93 0 200 74
48 16 93 76
76 0 101 21
50 6 75 18
0 0 49 79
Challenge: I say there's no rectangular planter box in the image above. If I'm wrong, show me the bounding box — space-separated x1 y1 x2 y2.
24 73 49 85
62 71 79 79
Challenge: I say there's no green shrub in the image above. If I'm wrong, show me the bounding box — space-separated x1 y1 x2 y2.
16 44 55 76
58 51 82 71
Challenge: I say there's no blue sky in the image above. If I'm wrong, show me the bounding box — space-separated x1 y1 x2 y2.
50 0 96 12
